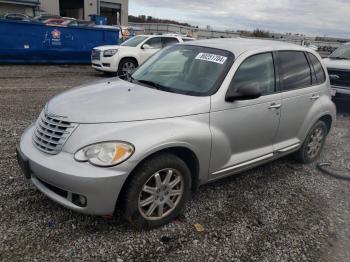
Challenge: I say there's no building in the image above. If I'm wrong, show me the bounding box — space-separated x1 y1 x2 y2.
0 0 39 17
0 0 128 25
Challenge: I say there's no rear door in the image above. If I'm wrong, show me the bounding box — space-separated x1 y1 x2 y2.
162 37 180 48
273 51 320 152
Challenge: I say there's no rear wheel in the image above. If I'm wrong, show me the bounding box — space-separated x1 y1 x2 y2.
122 154 191 229
295 121 327 163
117 58 137 77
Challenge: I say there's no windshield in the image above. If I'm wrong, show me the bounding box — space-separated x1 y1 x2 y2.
329 44 350 60
121 36 148 47
131 45 234 96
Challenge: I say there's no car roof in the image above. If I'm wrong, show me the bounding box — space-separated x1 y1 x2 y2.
184 37 311 56
137 34 183 38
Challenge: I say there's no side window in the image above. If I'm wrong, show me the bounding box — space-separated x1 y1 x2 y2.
229 53 275 95
279 51 312 91
144 37 162 49
162 37 179 47
308 53 326 84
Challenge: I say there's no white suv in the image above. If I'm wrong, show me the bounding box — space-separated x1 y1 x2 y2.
91 35 194 75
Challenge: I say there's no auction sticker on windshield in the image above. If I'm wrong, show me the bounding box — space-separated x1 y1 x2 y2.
195 53 227 64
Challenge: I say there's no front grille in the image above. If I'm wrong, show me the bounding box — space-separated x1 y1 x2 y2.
33 111 76 155
328 68 350 89
91 49 101 61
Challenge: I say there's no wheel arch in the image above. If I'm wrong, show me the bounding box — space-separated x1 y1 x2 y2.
318 114 333 134
116 146 200 212
118 56 139 68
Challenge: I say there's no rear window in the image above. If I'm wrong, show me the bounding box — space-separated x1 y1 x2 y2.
279 51 312 91
308 53 326 84
162 37 179 47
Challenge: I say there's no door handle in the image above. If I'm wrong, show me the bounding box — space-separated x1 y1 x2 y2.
310 94 320 100
268 103 281 109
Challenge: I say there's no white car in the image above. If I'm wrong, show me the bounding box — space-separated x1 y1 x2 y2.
91 35 194 75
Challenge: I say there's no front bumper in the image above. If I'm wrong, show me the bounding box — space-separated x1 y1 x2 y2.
91 56 118 73
18 126 129 215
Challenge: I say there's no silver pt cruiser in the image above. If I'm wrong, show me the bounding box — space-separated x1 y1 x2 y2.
17 38 336 228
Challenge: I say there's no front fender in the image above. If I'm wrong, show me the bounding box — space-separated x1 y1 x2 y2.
63 114 211 183
118 52 141 65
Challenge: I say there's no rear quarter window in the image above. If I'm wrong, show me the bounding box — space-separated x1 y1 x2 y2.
307 53 326 84
279 51 312 91
162 37 180 47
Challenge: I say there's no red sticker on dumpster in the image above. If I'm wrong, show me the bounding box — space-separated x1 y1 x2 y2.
51 29 61 39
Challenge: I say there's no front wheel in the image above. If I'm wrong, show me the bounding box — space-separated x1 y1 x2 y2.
122 154 191 229
295 121 328 164
117 58 137 77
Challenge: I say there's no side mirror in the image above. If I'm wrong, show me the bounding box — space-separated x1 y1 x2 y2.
142 44 152 49
225 85 262 102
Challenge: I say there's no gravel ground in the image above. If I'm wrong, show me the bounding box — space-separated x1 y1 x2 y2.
0 65 349 262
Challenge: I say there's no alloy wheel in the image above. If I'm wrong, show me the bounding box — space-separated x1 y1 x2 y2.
138 168 184 220
306 127 324 159
121 62 135 76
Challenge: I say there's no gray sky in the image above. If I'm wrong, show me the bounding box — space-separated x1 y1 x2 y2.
129 0 350 37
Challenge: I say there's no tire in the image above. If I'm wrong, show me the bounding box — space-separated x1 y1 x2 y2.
122 153 192 229
295 121 328 164
117 58 137 77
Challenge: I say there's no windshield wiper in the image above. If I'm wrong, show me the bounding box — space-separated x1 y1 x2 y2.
136 79 167 90
133 79 196 95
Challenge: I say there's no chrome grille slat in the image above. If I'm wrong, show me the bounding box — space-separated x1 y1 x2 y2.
34 129 62 145
33 135 58 151
33 142 57 154
33 111 75 155
40 115 72 128
38 119 69 134
36 125 64 139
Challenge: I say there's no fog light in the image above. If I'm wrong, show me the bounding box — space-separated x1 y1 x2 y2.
72 193 87 207
102 63 111 67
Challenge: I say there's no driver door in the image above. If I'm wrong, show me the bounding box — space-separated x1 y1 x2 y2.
209 52 282 179
139 37 162 64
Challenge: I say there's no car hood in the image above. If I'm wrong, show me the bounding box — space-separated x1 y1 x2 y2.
94 45 137 52
323 58 350 70
46 78 210 124
94 45 120 51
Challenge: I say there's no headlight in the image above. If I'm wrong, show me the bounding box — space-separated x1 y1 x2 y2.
74 142 134 167
103 49 118 57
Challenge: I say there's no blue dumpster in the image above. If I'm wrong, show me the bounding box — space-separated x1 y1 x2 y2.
0 19 119 64
89 15 108 25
